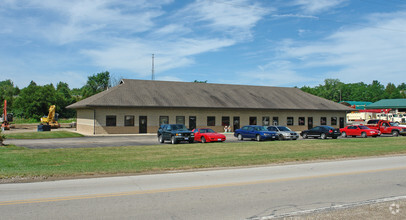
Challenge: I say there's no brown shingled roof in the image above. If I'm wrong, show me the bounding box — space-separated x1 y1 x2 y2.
67 79 352 111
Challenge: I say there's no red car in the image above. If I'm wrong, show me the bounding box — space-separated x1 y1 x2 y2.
192 128 226 143
340 125 381 138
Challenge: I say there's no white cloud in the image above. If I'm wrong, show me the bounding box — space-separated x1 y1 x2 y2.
80 0 268 78
234 60 317 87
82 37 235 77
0 0 172 44
272 14 318 19
175 0 271 40
292 0 347 14
264 11 406 85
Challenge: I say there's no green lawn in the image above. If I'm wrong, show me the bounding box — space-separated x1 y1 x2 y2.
1 137 406 180
5 131 84 139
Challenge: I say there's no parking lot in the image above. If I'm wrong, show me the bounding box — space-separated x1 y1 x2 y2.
4 128 402 149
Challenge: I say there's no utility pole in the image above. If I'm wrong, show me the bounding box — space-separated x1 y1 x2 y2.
151 54 155 80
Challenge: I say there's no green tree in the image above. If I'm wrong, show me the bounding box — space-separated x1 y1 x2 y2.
81 71 110 98
384 83 401 99
56 82 76 118
0 79 19 110
13 81 58 119
398 83 406 98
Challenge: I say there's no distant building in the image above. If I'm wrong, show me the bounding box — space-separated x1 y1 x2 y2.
365 99 406 112
340 101 372 110
67 79 352 135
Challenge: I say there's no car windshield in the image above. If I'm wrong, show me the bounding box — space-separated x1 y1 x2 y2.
172 124 188 130
277 126 291 131
200 129 215 133
255 126 267 131
359 125 369 129
390 122 399 126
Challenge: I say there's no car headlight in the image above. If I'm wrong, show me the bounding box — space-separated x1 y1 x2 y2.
176 133 181 136
263 133 269 136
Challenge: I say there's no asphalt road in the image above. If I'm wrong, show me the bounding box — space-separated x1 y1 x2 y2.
1 156 405 219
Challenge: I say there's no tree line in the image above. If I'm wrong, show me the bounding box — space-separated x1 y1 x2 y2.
1 74 405 120
300 79 406 103
0 71 111 120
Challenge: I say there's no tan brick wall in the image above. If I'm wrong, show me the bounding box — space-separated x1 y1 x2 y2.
77 109 95 135
77 124 94 135
75 107 347 134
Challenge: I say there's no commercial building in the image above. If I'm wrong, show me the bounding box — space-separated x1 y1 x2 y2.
67 79 352 135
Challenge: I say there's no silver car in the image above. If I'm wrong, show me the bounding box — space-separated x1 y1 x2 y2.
267 126 299 140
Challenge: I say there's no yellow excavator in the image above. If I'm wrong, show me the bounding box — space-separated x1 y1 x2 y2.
40 105 60 128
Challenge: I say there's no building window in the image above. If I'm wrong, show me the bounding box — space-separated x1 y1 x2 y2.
299 117 305 126
176 116 185 125
207 116 216 126
106 115 116 126
262 117 270 126
287 117 294 126
124 115 134 126
321 117 327 125
249 117 257 125
273 117 279 125
222 116 230 126
159 116 169 126
331 117 337 126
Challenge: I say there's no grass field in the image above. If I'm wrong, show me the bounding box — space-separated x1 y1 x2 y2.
5 131 84 139
1 137 406 180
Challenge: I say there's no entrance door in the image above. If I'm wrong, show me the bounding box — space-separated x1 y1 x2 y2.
339 117 345 128
308 117 313 129
233 117 240 131
139 116 147 133
189 116 196 130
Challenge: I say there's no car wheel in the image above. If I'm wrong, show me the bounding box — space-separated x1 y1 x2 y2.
171 136 178 144
302 133 308 139
238 134 243 141
341 132 347 138
320 133 327 139
361 132 367 138
392 130 399 137
158 135 164 143
256 134 261 142
278 134 284 140
201 137 206 143
189 139 194 143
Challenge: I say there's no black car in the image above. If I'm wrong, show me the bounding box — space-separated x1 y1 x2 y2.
157 124 194 144
300 126 341 139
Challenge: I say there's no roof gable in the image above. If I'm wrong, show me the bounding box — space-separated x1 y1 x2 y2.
67 79 352 111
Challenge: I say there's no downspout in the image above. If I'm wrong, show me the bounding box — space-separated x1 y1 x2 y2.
94 108 96 135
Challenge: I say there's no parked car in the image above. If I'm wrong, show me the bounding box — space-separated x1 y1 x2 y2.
340 125 381 138
157 124 194 144
234 125 277 141
366 120 406 136
192 128 226 143
266 126 299 140
300 126 341 139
